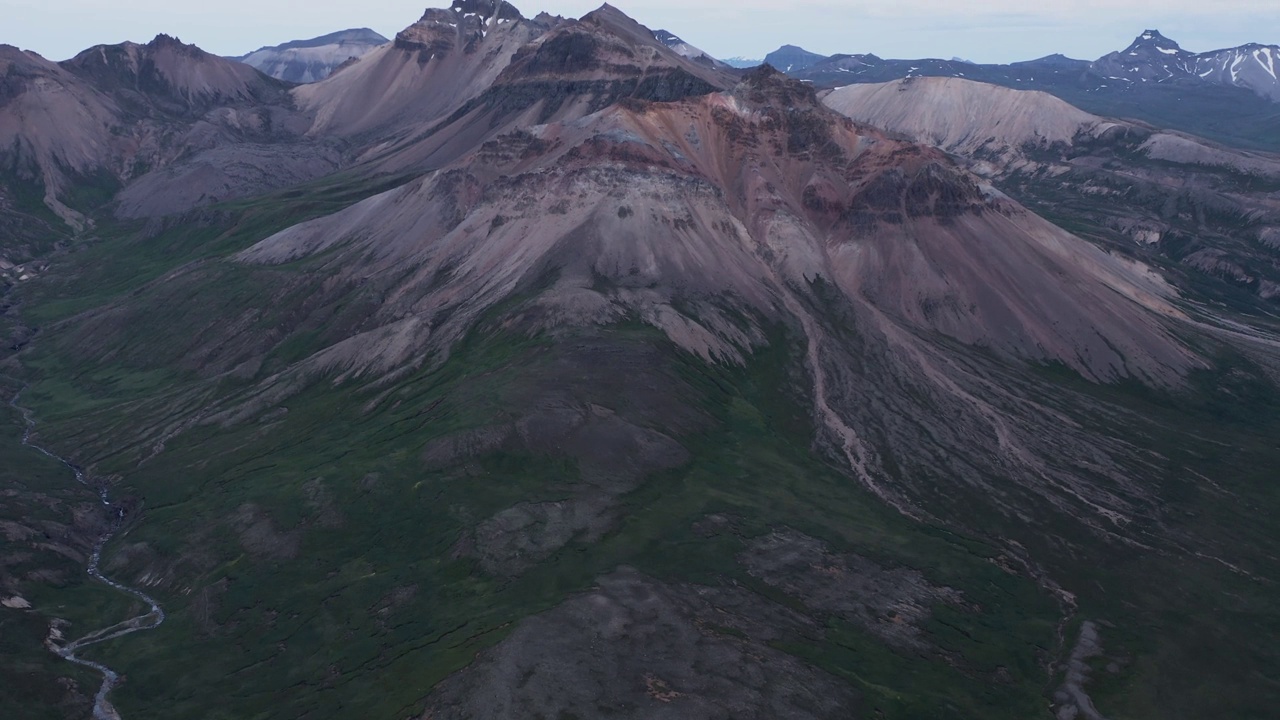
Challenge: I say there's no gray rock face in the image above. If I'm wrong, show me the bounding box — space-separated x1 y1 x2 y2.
234 28 388 84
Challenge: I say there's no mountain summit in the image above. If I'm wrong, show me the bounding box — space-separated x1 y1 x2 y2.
1089 29 1280 99
764 44 826 72
1092 29 1196 81
1123 29 1186 54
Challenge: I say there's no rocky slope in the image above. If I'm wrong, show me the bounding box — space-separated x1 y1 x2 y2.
241 69 1195 386
824 76 1280 306
652 29 730 71
0 45 123 239
233 28 389 84
292 1 557 139
309 1 738 174
824 77 1108 156
0 34 340 234
63 34 289 114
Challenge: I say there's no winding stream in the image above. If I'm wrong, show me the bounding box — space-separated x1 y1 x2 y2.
7 384 165 720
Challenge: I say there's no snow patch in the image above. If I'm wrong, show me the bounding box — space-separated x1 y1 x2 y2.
1257 48 1277 80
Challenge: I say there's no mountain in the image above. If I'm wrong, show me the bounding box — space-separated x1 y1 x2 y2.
240 67 1192 386
651 28 729 71
233 28 389 83
763 44 826 72
1193 42 1280 100
788 51 1089 91
3 4 1280 720
64 34 290 113
0 34 339 234
824 76 1103 153
781 31 1280 153
720 56 762 68
0 45 122 241
292 1 557 138
1090 30 1280 101
295 0 734 172
1090 29 1197 82
824 76 1280 306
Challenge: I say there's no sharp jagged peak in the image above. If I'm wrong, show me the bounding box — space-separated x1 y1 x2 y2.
448 0 524 21
65 33 217 65
580 3 651 34
147 33 188 49
145 33 209 57
1121 29 1189 55
404 0 526 32
395 1 532 53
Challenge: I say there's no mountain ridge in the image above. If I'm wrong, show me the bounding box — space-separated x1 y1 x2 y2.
767 29 1280 152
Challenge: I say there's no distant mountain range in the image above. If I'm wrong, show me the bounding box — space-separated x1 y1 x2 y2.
736 30 1280 151
739 30 1280 103
233 28 388 83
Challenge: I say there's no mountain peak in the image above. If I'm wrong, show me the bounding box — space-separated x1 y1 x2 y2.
1123 29 1187 55
763 44 827 73
232 29 390 83
448 0 524 21
580 3 641 28
397 1 528 54
147 33 199 54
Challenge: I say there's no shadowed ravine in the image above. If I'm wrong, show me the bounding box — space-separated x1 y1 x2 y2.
6 384 165 720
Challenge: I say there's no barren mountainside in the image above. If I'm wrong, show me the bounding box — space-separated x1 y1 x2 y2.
824 76 1280 306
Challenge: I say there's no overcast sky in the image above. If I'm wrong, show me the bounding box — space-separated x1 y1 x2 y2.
4 0 1278 64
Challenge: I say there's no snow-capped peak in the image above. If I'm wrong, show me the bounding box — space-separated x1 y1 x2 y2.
1125 29 1187 56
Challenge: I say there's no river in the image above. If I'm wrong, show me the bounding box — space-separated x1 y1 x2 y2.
8 384 165 720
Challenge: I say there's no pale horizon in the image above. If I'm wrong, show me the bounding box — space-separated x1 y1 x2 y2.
3 0 1277 65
